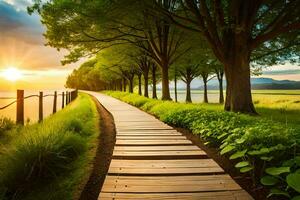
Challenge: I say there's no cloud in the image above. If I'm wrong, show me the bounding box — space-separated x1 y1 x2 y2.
0 0 43 45
3 0 32 11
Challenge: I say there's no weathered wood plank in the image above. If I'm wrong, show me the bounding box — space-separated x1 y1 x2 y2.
117 133 183 136
116 136 186 140
113 150 206 157
114 146 199 151
110 159 220 167
102 175 242 193
116 139 192 145
99 190 253 200
109 159 223 174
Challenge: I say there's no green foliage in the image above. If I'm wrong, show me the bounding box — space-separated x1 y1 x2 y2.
0 94 98 200
106 91 300 199
0 117 15 136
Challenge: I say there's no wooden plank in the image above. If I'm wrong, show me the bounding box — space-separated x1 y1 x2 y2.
116 139 192 145
102 175 242 193
113 150 206 157
110 159 219 167
114 146 199 151
117 133 183 136
108 167 224 175
109 159 223 174
116 127 174 131
99 190 253 200
116 136 186 140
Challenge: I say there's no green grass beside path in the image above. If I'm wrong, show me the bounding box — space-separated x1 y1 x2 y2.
105 91 300 199
0 93 99 200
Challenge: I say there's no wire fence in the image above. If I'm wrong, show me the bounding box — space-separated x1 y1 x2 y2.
0 89 78 125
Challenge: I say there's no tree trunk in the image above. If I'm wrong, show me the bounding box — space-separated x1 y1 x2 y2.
152 65 157 99
174 73 178 102
224 61 256 114
123 78 127 92
138 74 142 95
203 79 208 103
161 64 171 100
119 80 123 91
186 80 192 103
129 77 134 93
144 74 149 98
218 74 224 104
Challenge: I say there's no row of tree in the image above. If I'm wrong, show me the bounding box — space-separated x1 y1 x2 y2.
30 0 300 114
65 42 225 104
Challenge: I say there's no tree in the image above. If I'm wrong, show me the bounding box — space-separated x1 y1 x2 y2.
174 32 215 103
179 64 200 103
159 0 300 114
151 63 159 99
199 65 214 103
30 0 190 100
66 59 107 91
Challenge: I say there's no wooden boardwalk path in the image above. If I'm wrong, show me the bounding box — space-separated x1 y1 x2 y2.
86 92 253 200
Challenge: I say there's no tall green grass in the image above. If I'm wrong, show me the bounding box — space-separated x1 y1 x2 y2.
0 93 99 200
105 91 300 199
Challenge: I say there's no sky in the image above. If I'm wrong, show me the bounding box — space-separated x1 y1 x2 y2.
0 0 82 91
0 0 299 91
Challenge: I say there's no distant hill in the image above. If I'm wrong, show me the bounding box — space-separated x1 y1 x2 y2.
168 77 300 90
251 78 300 89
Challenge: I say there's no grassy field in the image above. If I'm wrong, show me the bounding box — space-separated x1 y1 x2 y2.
160 90 300 129
0 93 99 200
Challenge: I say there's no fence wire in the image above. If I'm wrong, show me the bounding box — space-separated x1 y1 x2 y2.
0 92 69 110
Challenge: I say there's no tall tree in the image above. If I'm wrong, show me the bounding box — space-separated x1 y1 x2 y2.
159 0 300 114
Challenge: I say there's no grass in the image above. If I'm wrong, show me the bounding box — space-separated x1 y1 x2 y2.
105 91 300 199
156 89 300 128
0 93 99 200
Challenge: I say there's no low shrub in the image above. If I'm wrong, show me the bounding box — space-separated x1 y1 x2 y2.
105 91 300 199
0 117 14 136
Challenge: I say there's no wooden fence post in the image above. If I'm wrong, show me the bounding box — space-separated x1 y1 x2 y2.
16 90 24 125
69 92 72 102
39 92 43 122
53 91 57 114
75 89 78 99
62 92 65 109
66 91 69 105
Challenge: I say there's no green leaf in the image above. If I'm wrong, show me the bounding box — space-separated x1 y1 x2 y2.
260 156 273 161
267 188 290 198
266 167 290 176
248 148 269 155
235 161 250 168
260 176 279 186
204 141 210 145
295 157 300 166
220 142 228 149
229 150 247 160
235 138 246 144
292 196 300 200
217 132 229 139
220 145 235 155
287 173 300 193
240 166 254 173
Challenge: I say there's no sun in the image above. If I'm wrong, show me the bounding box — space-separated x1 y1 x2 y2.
1 67 23 82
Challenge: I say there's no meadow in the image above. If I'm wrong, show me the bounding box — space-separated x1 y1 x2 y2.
0 93 99 200
154 89 300 129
